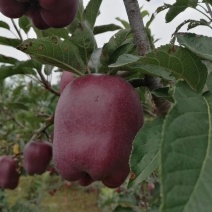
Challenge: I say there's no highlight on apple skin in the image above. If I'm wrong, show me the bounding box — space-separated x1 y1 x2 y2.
53 74 144 188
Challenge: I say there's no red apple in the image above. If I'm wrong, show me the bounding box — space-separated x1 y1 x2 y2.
53 74 144 188
0 156 19 190
23 140 52 175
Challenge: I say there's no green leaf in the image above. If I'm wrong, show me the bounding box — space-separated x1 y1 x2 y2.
207 72 212 92
166 0 198 22
6 102 28 111
0 36 22 47
100 29 132 65
15 60 42 70
18 16 31 34
109 41 135 64
70 22 97 64
17 37 85 76
108 54 140 67
0 21 10 30
110 45 208 92
160 81 212 212
116 17 130 29
176 33 212 62
0 55 18 64
128 118 163 188
93 24 122 35
152 87 174 102
83 0 103 29
0 65 36 80
42 28 69 39
141 10 149 18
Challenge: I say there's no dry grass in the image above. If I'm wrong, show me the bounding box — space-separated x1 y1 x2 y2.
5 175 101 212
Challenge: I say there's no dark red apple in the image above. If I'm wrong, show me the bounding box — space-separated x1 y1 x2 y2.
53 74 144 188
26 7 49 30
23 140 52 175
0 156 19 190
0 0 79 29
0 0 28 18
26 0 79 29
60 71 75 93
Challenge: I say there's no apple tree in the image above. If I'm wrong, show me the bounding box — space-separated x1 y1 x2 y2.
0 0 212 211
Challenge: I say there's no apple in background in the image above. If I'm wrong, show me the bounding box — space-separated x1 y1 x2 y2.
60 71 75 93
53 74 144 188
23 140 52 175
0 156 20 190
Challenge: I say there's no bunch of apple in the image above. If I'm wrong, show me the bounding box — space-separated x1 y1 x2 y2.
0 0 79 29
0 140 52 190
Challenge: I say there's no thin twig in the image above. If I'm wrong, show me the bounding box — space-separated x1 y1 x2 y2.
205 3 212 19
37 69 60 96
11 19 23 41
194 7 212 21
30 115 54 141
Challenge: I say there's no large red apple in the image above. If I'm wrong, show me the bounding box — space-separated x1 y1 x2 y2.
0 156 20 190
53 74 144 188
23 140 52 175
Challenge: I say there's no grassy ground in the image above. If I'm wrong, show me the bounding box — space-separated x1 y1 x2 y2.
5 174 101 212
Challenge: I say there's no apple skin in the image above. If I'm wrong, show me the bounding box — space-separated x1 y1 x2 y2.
39 0 79 28
0 0 28 18
0 156 19 190
26 7 49 30
23 140 53 175
53 74 144 188
60 71 75 94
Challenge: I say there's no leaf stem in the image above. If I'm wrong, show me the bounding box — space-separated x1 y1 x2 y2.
11 19 23 41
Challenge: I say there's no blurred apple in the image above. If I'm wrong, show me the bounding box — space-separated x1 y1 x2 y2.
23 140 52 175
0 156 20 189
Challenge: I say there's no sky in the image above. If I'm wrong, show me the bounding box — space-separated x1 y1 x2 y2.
0 0 211 73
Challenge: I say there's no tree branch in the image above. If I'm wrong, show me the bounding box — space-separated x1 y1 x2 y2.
37 69 60 96
123 0 150 56
123 0 171 115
